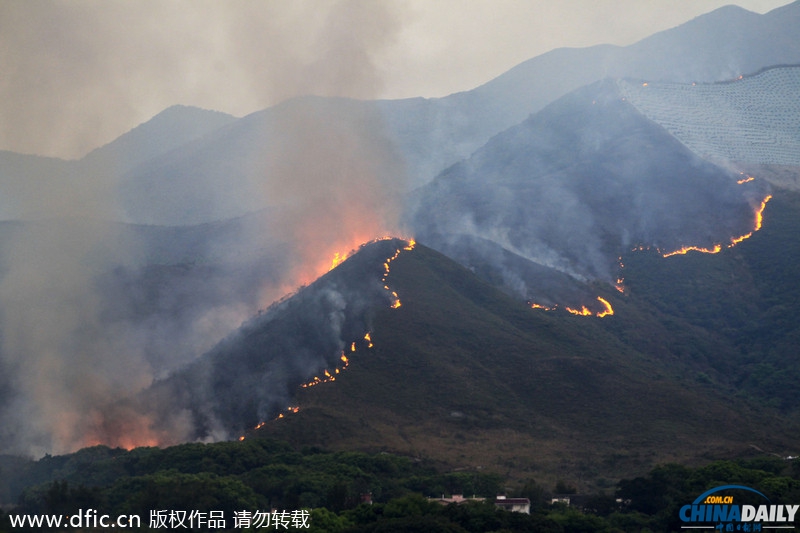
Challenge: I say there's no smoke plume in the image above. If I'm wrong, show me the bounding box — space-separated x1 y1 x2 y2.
0 0 404 159
0 0 407 456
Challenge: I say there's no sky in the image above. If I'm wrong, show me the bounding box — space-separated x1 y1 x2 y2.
0 0 792 159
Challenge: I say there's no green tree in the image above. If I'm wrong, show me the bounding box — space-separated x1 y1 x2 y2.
306 507 353 533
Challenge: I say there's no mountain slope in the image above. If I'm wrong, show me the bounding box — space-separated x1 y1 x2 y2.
407 78 768 301
92 2 800 225
618 66 800 169
252 240 799 486
136 238 410 443
403 1 800 186
81 105 237 176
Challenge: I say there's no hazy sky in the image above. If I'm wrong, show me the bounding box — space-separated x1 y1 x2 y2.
0 0 792 159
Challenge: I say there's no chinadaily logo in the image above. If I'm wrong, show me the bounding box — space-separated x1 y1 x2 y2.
679 485 798 531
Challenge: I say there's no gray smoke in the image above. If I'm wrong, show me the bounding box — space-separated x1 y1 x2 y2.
0 0 405 159
0 0 408 456
406 79 771 306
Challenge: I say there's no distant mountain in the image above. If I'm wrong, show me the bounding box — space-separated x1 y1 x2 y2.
396 1 800 185
13 0 791 226
81 105 237 176
0 106 236 223
0 152 77 220
115 96 408 225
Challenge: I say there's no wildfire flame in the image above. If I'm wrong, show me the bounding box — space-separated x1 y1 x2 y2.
660 194 771 257
662 243 723 258
301 349 353 389
595 297 614 317
381 239 415 307
737 175 755 185
565 296 614 318
246 237 415 444
565 305 593 316
530 296 614 317
330 251 348 270
612 193 773 315
239 406 301 441
615 256 626 293
730 194 771 244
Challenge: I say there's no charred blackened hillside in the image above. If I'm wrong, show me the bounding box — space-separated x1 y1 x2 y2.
139 238 410 442
408 79 769 304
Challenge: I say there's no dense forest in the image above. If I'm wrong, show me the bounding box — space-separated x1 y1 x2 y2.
1 438 798 532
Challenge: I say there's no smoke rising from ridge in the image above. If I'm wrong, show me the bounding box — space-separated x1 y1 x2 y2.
0 0 407 455
407 79 772 306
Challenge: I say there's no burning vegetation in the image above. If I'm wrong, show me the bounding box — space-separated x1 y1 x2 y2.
240 238 417 440
566 296 614 318
527 191 773 318
659 194 771 257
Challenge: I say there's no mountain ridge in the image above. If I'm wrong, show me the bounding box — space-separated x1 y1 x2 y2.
3 1 797 225
250 235 800 486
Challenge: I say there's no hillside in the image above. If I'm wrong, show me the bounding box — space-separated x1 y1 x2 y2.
0 2 798 480
134 238 412 443
251 219 800 486
2 190 800 511
406 78 768 302
618 66 800 168
393 1 800 186
1 191 798 491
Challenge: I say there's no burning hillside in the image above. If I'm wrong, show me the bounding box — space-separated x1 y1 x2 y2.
407 79 771 309
138 238 416 443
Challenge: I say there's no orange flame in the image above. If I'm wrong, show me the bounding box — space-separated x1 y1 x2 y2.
596 297 614 317
80 407 168 451
661 194 771 257
615 256 626 293
300 350 352 389
565 305 593 316
239 406 303 441
729 194 771 245
330 251 348 270
381 240 415 308
662 243 723 258
566 296 614 318
299 240 413 391
737 175 755 185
